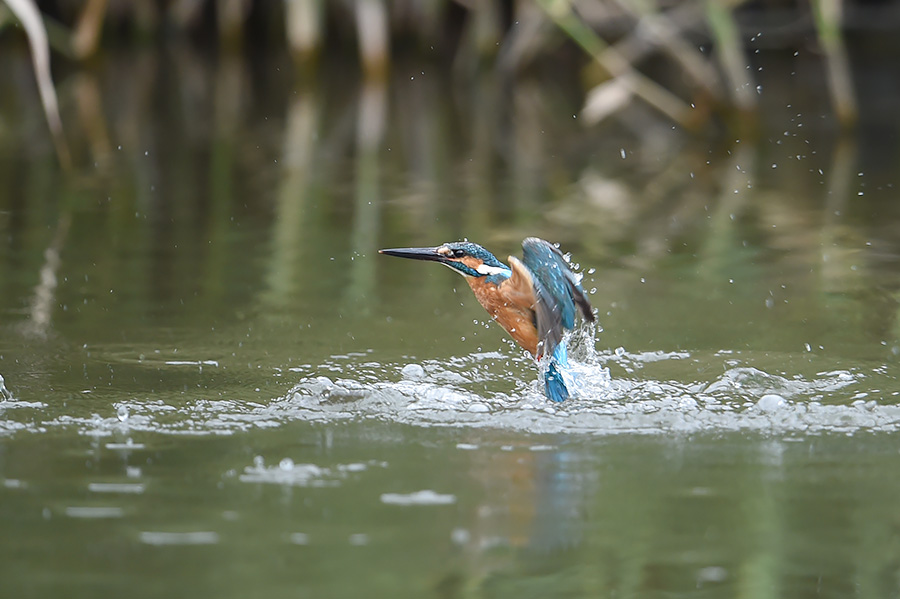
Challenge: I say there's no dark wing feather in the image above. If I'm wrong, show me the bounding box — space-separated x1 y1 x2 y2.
519 238 594 355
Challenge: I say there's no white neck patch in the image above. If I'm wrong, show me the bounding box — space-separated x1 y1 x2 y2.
476 263 509 276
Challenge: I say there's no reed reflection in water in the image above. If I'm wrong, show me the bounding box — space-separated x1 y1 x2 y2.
1 41 900 355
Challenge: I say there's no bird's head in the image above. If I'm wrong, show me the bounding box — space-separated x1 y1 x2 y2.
379 241 510 278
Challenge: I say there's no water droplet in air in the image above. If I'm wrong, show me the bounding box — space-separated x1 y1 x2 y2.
451 528 471 545
117 405 129 422
400 364 425 380
697 566 729 583
757 394 786 412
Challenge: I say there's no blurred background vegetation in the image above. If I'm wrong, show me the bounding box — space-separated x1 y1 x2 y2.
3 0 895 170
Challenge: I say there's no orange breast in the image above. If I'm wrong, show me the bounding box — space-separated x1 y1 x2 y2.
466 278 539 356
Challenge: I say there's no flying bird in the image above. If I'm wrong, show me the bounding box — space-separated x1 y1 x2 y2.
379 238 594 401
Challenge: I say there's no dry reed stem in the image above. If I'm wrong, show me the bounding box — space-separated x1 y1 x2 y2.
811 0 857 127
537 0 692 125
4 0 71 170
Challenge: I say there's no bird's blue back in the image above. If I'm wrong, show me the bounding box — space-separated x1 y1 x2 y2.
521 239 580 329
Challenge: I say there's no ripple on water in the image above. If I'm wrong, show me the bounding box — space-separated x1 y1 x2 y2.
380 490 456 505
64 506 125 519
238 456 385 488
139 531 219 546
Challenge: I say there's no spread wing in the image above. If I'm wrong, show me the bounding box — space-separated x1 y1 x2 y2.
519 237 594 356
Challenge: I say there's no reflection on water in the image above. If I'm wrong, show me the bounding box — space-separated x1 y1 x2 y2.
3 422 900 597
2 42 900 597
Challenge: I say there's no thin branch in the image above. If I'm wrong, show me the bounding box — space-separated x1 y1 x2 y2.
71 0 108 59
4 0 71 169
611 0 724 99
811 0 857 127
535 0 692 126
704 0 757 111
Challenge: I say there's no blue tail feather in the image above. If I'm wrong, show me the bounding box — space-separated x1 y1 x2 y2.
544 362 569 402
543 343 570 402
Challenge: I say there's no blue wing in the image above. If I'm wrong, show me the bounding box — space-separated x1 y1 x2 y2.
520 237 594 358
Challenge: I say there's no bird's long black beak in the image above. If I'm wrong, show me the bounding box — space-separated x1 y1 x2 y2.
378 247 448 263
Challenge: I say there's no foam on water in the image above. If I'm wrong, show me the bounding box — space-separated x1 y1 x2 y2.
102 349 900 435
275 355 887 435
3 332 899 437
0 374 12 400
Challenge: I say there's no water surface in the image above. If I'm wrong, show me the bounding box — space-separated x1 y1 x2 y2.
2 44 900 597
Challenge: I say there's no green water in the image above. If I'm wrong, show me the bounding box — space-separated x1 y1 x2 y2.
3 46 900 598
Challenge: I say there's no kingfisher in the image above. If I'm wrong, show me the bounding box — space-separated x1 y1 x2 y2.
379 238 595 402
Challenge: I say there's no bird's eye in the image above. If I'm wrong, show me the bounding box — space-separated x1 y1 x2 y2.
453 249 466 258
